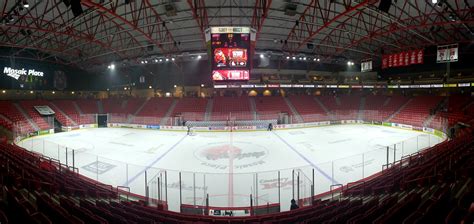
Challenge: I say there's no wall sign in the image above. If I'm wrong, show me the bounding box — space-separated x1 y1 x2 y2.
3 67 44 80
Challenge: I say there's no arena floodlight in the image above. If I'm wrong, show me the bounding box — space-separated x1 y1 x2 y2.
292 56 296 60
159 59 163 62
197 55 202 59
166 58 169 62
286 56 290 60
317 58 320 62
109 63 115 70
303 57 307 61
173 84 177 88
2 90 5 93
347 61 352 66
71 91 75 94
431 0 437 3
200 84 204 87
52 91 55 94
149 86 152 89
171 57 175 61
23 1 29 8
260 54 264 58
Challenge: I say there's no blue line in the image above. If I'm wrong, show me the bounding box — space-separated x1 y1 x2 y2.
123 134 188 186
271 131 340 185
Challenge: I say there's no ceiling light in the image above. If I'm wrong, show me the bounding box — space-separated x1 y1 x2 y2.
173 85 177 88
431 0 437 3
292 56 296 60
286 56 290 60
197 55 202 59
108 63 115 70
149 86 152 89
303 57 307 61
171 58 175 61
166 58 169 62
260 54 264 58
317 58 320 62
22 1 29 8
200 84 204 87
159 59 163 62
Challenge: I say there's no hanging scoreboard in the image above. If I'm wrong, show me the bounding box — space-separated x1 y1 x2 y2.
210 27 251 81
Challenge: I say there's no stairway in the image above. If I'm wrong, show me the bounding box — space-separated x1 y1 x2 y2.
249 97 258 120
50 102 77 126
358 97 366 120
73 101 83 114
13 103 39 131
133 98 149 116
127 98 150 123
382 97 391 107
160 99 178 126
386 98 413 122
284 97 303 123
121 100 128 110
313 97 334 120
0 114 12 123
97 100 104 114
204 99 213 121
335 97 341 106
423 114 437 127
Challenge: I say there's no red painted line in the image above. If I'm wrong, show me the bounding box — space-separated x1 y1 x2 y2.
228 126 234 207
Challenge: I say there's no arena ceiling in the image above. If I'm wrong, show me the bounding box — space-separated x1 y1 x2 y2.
0 0 473 70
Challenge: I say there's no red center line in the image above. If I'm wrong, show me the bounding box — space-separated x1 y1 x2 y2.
228 126 234 207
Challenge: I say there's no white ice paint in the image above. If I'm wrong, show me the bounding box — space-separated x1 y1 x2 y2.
20 124 443 213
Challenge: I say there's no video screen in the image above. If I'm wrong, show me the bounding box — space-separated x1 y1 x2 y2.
213 48 248 68
212 70 249 81
211 31 250 80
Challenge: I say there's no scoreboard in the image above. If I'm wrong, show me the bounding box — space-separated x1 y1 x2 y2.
210 27 250 81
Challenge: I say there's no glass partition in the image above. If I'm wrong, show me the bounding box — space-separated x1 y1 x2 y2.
15 110 448 215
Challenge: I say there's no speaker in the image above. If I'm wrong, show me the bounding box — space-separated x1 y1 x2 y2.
378 0 392 13
71 0 83 17
307 43 314 49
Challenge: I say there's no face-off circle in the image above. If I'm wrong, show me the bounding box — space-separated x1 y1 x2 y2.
194 141 269 171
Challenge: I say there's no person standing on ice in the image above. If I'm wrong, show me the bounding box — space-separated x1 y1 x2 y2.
187 125 191 135
267 123 273 131
290 199 299 210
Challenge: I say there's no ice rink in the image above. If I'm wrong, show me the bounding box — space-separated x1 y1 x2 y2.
20 124 444 212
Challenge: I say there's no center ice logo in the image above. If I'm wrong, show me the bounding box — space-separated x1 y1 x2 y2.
194 142 268 170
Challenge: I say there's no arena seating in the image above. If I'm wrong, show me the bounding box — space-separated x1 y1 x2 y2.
363 95 410 121
211 96 253 121
101 99 124 114
0 95 473 223
389 96 443 127
76 99 99 114
0 101 34 134
0 133 472 223
133 98 175 125
254 96 293 120
172 97 208 121
288 95 328 122
51 100 81 124
18 100 52 130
